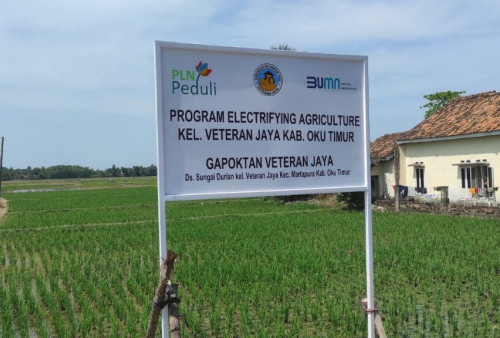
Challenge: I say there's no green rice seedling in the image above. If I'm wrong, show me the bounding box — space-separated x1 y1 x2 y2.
7 277 22 333
309 300 322 322
1 182 499 336
125 312 137 336
302 299 309 322
273 319 286 336
280 299 291 324
238 301 250 335
208 304 222 334
183 308 201 335
290 315 301 336
80 309 94 336
224 301 235 331
17 296 30 337
0 284 15 337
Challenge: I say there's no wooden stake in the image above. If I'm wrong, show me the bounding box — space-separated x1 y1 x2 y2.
168 283 181 338
146 250 177 338
361 298 387 338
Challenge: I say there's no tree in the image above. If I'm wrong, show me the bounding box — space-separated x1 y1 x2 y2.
420 91 465 118
271 44 295 51
147 164 157 176
105 164 120 177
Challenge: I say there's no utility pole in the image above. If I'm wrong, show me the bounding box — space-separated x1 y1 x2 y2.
0 137 4 201
394 147 400 211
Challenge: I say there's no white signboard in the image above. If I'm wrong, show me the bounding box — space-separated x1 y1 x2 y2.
154 41 375 338
155 42 369 200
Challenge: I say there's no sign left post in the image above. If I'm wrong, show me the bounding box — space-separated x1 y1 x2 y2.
154 41 169 338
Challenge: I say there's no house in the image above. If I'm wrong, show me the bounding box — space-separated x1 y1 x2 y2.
371 91 500 204
370 132 405 199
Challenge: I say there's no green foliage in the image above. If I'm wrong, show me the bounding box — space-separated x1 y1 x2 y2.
272 194 312 203
0 183 499 336
336 192 365 210
1 164 157 181
420 90 465 118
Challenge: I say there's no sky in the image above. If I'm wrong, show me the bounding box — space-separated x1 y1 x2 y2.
1 0 499 170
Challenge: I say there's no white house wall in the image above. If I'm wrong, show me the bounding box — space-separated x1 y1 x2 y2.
400 135 499 196
372 160 396 197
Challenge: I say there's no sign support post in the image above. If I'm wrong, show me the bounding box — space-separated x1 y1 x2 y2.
155 42 170 337
157 195 169 336
365 191 375 337
362 59 376 337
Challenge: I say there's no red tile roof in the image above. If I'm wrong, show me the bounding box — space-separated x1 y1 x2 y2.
399 91 500 141
370 132 405 160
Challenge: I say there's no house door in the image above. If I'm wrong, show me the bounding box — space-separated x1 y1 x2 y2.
371 176 380 199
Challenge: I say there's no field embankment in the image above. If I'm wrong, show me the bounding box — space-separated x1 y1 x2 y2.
0 198 6 221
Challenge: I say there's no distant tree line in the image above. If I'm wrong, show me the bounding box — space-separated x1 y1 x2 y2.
1 164 157 181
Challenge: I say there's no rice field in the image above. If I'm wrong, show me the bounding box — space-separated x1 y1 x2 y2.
0 178 499 336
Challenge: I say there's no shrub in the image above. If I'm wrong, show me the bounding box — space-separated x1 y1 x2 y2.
335 192 365 210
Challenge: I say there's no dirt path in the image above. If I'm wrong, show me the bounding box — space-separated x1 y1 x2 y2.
0 198 7 221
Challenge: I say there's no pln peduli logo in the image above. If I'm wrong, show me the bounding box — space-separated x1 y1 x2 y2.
253 63 283 96
171 60 216 96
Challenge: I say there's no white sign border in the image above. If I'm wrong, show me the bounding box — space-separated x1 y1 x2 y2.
155 41 370 201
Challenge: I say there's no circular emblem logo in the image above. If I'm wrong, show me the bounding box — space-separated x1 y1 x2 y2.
253 63 283 96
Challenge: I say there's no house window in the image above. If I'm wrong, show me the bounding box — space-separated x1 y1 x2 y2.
485 166 493 188
415 167 424 189
461 165 492 188
461 167 471 188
